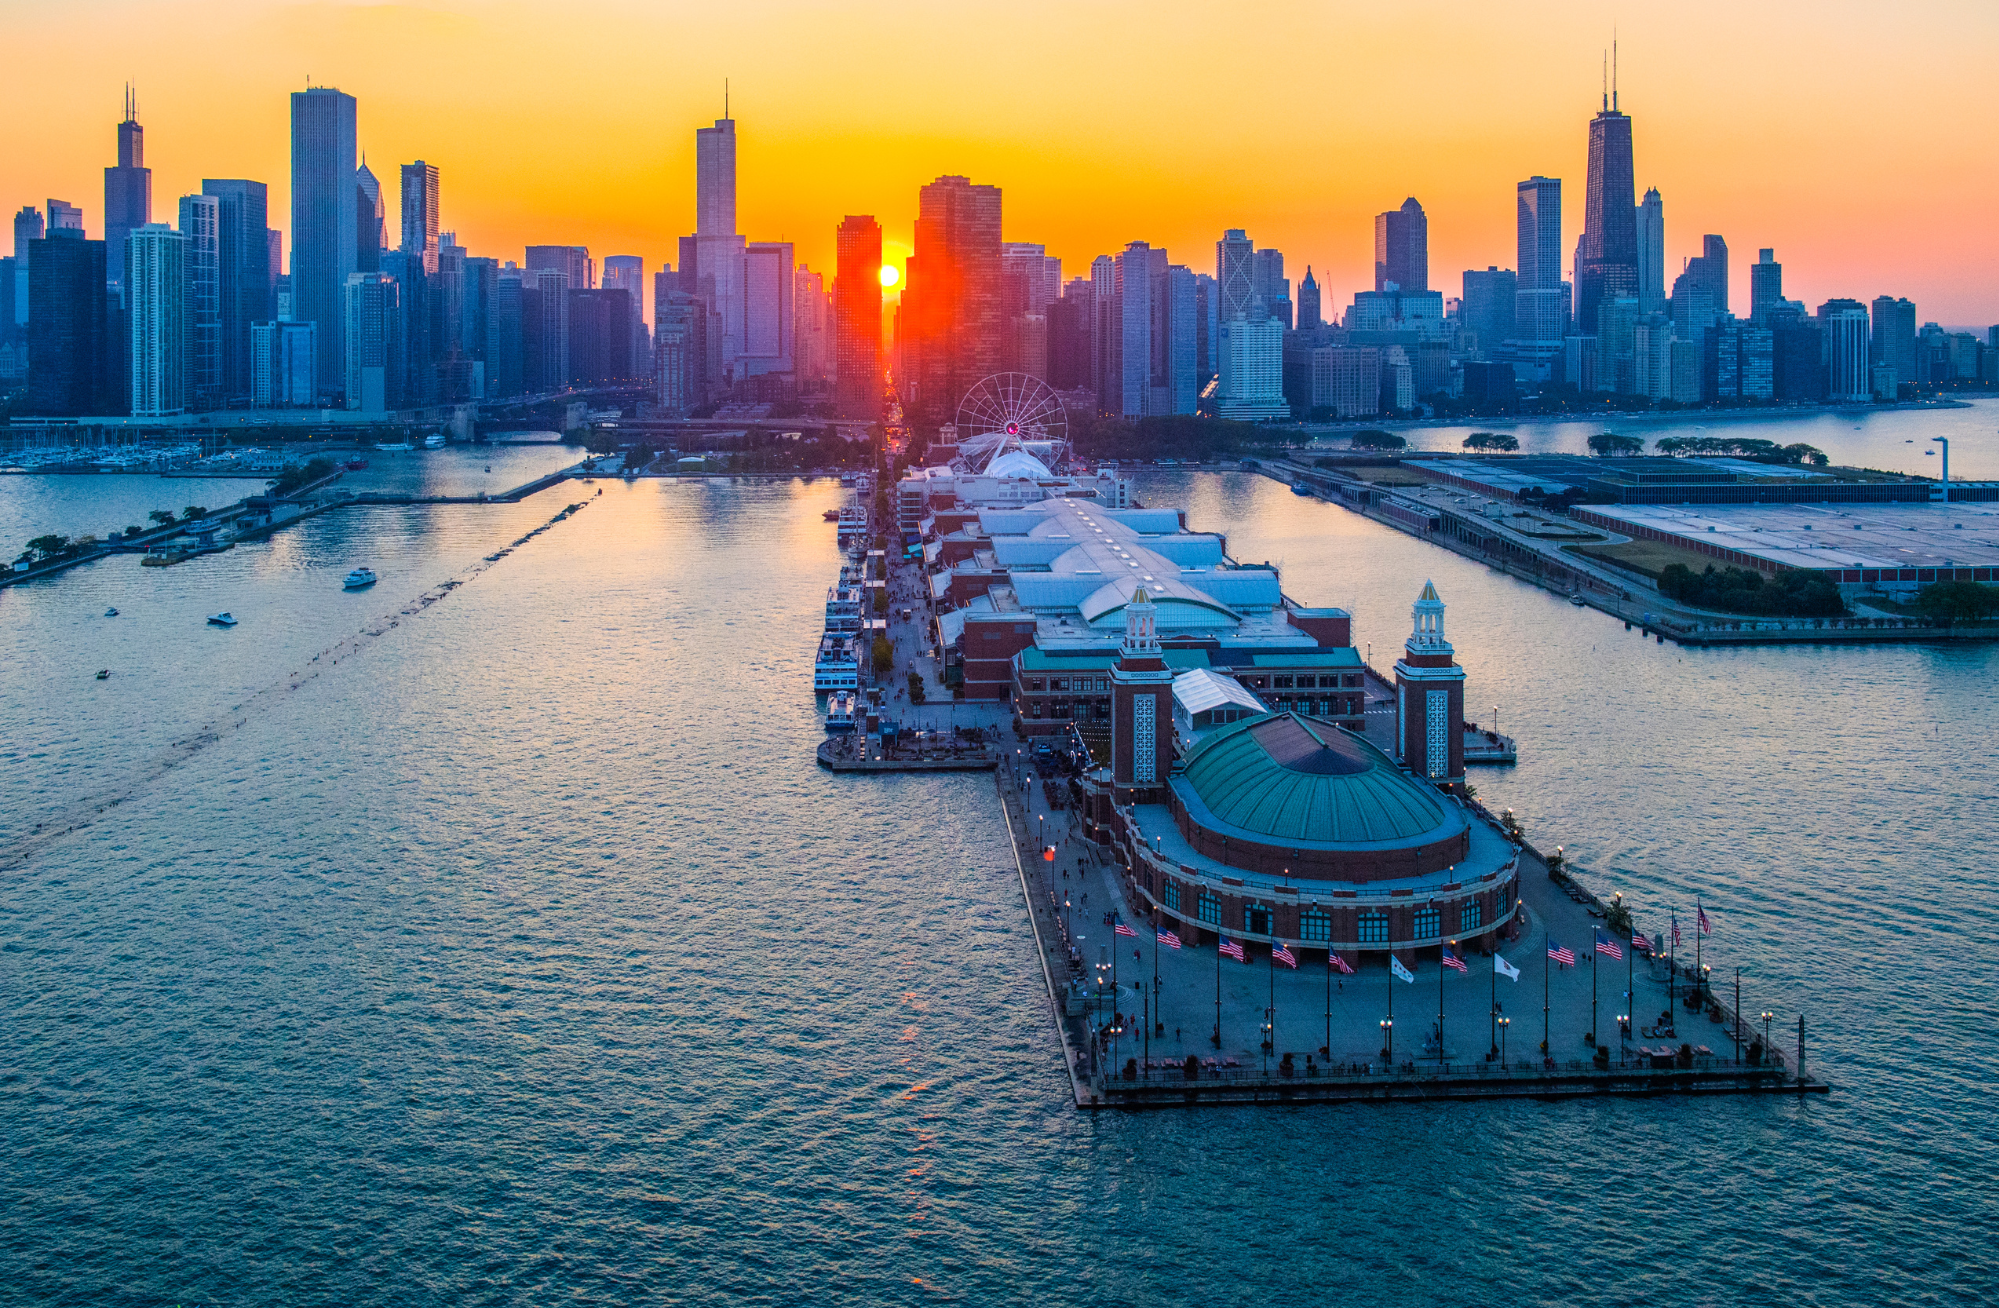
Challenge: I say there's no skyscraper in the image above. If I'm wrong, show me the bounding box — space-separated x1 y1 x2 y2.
794 264 829 387
566 288 634 383
342 270 397 411
1514 176 1564 344
526 245 592 291
1215 230 1256 321
104 87 151 293
1575 78 1637 337
355 158 383 273
11 206 43 339
399 162 440 275
126 223 189 417
1871 296 1917 393
1678 236 1729 319
1297 267 1321 333
1818 299 1872 402
1461 267 1516 358
690 113 746 374
26 234 116 415
1115 241 1161 417
1636 188 1664 315
292 87 358 397
252 320 316 407
1373 197 1428 293
834 215 883 419
1252 247 1290 328
1750 250 1784 323
902 175 1001 427
601 255 644 323
202 180 272 406
47 200 84 234
176 194 220 410
741 240 794 376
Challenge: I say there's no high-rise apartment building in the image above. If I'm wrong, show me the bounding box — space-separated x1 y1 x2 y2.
291 87 358 398
1373 197 1428 293
1870 296 1917 393
1636 188 1665 315
104 87 151 292
902 175 1001 427
1252 247 1290 328
1217 305 1286 420
1000 242 1061 376
688 114 746 375
833 215 883 419
526 245 592 291
176 194 221 410
11 207 43 338
252 319 316 406
1576 88 1638 337
522 268 569 392
1818 299 1872 402
399 162 440 275
342 270 397 411
48 200 85 234
794 264 829 387
601 255 644 324
126 223 189 417
1461 267 1516 358
1110 242 1194 418
1750 250 1784 324
566 288 634 384
202 180 272 405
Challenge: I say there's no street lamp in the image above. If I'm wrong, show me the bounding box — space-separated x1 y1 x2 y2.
1497 1016 1510 1066
1380 1018 1393 1061
1761 1010 1774 1050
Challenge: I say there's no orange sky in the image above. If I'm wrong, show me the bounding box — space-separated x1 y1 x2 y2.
5 0 1997 323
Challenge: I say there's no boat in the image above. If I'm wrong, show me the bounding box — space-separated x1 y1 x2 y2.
822 508 841 521
1291 482 1313 496
207 612 238 627
839 472 856 486
344 457 370 470
375 441 414 452
825 692 858 733
814 634 860 692
1570 594 1586 606
343 567 378 589
96 669 109 680
423 433 446 449
104 607 118 616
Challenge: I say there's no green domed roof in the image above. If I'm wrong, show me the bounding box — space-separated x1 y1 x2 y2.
1178 713 1454 846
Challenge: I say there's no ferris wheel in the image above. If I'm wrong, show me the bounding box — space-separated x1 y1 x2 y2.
956 373 1068 446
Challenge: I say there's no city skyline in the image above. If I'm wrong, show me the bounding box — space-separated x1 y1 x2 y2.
3 2 1996 323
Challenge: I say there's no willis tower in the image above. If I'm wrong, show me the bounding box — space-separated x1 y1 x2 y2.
1575 54 1635 339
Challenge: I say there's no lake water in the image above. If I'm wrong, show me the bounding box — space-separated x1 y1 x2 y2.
2 431 1995 1303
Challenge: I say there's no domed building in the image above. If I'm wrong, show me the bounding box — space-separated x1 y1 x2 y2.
1084 584 1519 966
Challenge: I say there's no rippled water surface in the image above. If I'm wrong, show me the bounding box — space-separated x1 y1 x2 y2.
2 462 1995 1306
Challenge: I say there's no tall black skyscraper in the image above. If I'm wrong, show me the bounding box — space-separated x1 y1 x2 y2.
1575 69 1637 338
27 234 118 415
292 87 358 397
202 179 272 405
1750 249 1784 324
104 86 151 293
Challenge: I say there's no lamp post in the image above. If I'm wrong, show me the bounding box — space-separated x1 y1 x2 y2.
1497 1016 1510 1066
1380 1018 1393 1063
1933 437 1949 503
1761 1010 1774 1055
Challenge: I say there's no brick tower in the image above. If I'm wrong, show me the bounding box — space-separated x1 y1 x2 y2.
1110 587 1174 800
1394 580 1464 783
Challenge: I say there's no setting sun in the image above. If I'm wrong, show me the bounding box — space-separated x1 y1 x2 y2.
878 264 899 289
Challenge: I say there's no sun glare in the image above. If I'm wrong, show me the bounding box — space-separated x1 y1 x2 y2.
879 264 900 288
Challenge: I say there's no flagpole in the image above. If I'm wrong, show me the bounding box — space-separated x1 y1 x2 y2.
1213 933 1221 1049
1438 942 1446 1070
1265 943 1275 1076
1541 934 1549 1058
1591 935 1598 1047
1626 924 1634 1047
1324 948 1331 1061
1669 908 1678 1017
1490 945 1498 1059
1147 923 1155 1069
1695 895 1703 1004
1734 966 1742 1065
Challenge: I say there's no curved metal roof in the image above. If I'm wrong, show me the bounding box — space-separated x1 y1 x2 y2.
1178 713 1457 847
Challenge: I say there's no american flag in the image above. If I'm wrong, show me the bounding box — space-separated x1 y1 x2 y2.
1219 937 1245 962
1631 930 1652 955
1114 921 1138 939
1272 943 1298 968
1157 928 1182 949
1547 939 1576 966
1329 952 1356 975
1042 846 1056 862
1441 946 1468 973
1595 930 1624 961
1672 919 1682 946
1698 905 1713 935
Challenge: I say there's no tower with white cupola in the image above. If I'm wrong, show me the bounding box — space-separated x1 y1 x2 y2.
1393 580 1465 783
1110 586 1174 800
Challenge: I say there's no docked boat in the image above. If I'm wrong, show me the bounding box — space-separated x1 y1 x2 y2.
207 612 238 627
825 692 858 733
344 457 370 470
1291 482 1313 496
814 634 860 692
343 567 378 589
424 433 446 449
104 607 118 616
839 472 856 486
823 508 841 521
376 441 414 452
1570 593 1586 606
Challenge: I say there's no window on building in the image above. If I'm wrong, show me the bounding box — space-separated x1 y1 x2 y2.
1461 899 1482 931
1274 676 1294 688
1344 674 1362 688
1300 910 1331 943
1198 893 1221 927
1031 704 1043 718
1319 675 1339 688
1030 678 1045 692
1413 906 1440 940
1358 912 1388 944
1165 881 1181 912
1246 905 1270 935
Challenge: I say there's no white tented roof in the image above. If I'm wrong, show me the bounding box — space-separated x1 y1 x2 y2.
984 449 1053 479
1173 668 1266 717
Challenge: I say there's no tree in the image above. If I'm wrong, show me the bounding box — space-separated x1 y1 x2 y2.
181 506 209 521
871 634 893 669
1463 432 1519 452
907 670 926 704
1658 563 1847 617
147 510 175 527
24 534 70 561
1913 580 1999 622
123 525 144 537
1349 429 1406 450
1587 433 1644 456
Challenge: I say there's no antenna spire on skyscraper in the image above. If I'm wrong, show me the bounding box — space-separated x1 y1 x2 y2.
1613 33 1619 111
1601 52 1607 111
